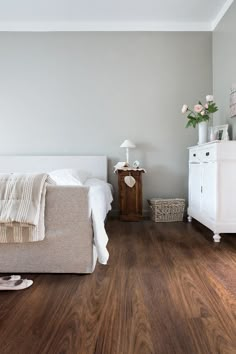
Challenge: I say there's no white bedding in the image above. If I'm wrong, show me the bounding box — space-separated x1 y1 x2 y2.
85 178 113 264
49 170 113 265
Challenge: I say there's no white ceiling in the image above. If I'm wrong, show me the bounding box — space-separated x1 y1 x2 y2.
0 0 233 31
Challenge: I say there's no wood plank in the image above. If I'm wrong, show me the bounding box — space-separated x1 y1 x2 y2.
0 220 235 353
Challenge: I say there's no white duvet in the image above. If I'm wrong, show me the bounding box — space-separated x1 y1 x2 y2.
49 170 113 265
85 178 113 264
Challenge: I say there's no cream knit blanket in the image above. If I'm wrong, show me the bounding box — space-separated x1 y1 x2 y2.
0 173 48 243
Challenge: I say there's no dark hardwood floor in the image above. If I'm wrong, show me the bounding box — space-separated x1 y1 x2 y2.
0 220 236 354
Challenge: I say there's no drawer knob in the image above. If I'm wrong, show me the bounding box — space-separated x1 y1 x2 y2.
206 152 210 156
193 153 196 157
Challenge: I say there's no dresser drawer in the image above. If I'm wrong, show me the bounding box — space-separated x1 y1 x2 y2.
199 146 217 162
189 145 217 163
189 149 200 163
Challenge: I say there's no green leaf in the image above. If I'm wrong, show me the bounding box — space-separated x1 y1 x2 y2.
185 120 193 128
208 102 218 113
187 113 195 119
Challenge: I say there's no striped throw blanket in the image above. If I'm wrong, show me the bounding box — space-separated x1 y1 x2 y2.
0 173 48 243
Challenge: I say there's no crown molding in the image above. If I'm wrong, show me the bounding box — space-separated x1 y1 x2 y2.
211 0 234 30
0 0 233 33
0 21 212 32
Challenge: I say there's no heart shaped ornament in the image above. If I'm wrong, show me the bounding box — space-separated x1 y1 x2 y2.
124 175 136 188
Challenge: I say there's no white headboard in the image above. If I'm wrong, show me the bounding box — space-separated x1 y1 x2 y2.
0 156 107 181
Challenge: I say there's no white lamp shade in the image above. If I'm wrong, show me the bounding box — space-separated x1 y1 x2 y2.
120 139 136 148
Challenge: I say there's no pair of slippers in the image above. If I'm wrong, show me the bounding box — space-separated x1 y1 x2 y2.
0 275 33 291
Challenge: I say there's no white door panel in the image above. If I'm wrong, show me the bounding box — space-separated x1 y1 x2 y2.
189 163 201 213
201 162 217 220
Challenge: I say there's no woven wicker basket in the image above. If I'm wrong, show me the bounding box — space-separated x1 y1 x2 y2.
148 198 185 222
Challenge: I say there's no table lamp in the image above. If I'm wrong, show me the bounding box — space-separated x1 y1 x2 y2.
120 139 136 166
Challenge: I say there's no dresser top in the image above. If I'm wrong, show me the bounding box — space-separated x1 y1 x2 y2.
188 140 236 161
188 141 236 149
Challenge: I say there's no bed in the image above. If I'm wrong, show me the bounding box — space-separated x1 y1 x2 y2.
0 155 111 274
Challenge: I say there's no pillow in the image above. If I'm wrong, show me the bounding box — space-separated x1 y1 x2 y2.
49 169 88 186
73 170 91 184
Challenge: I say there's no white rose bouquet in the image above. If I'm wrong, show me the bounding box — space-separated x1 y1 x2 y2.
181 95 218 128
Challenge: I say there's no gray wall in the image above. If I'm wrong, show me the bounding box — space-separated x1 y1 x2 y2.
213 1 236 136
0 32 212 211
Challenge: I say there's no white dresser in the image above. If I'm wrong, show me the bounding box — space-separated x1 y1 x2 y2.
188 141 236 242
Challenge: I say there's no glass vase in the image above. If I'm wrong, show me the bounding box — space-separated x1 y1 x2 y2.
208 116 214 142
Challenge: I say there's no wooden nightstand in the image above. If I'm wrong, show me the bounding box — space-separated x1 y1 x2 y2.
117 169 145 221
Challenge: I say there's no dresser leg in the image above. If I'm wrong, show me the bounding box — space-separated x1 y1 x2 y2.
213 234 221 243
187 215 192 222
